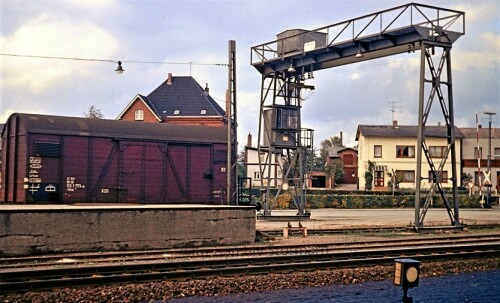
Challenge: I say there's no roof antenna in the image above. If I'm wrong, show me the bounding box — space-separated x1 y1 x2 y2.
388 101 402 123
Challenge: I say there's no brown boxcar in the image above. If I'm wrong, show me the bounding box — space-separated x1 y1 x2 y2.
0 113 230 204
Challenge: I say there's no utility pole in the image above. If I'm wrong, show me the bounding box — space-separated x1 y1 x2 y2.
227 40 237 205
484 111 496 208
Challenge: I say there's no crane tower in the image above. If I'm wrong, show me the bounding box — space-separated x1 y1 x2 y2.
251 3 465 229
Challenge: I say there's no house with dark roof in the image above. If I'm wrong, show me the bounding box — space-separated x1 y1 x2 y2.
305 146 358 189
356 121 462 190
117 73 226 127
326 146 358 185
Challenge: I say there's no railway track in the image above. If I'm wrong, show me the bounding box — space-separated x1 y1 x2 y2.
262 223 500 237
1 233 499 293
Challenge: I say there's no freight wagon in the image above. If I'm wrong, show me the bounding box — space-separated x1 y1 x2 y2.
0 113 231 204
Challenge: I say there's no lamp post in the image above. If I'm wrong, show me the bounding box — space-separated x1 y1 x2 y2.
484 111 496 208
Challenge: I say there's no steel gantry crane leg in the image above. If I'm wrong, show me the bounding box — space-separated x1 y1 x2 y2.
414 42 461 229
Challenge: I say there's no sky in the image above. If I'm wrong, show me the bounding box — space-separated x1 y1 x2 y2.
1 0 499 150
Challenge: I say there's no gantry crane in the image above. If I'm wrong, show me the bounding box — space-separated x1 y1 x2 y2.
251 3 465 229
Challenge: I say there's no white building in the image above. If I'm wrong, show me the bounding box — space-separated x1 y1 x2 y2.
244 134 283 188
459 127 500 194
356 122 462 190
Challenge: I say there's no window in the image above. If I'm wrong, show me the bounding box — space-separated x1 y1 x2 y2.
374 145 382 158
429 146 447 158
174 110 180 115
494 148 500 158
259 152 267 162
396 170 415 182
428 170 448 183
200 110 207 115
474 147 482 159
343 154 354 165
276 108 299 129
396 146 415 158
474 171 482 186
254 171 260 180
134 110 144 121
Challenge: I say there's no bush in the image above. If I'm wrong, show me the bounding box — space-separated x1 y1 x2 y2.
305 193 482 209
257 188 482 209
274 193 292 209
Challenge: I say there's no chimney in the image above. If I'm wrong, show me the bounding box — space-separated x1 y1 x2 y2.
340 131 343 146
393 120 398 127
478 124 482 129
247 133 252 147
167 73 173 85
205 83 209 94
437 121 441 126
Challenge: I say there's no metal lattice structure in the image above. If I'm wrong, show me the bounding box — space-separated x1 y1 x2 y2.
251 3 465 227
227 40 238 205
256 71 315 217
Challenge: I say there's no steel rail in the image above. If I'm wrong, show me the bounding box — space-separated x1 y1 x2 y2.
1 239 499 293
264 224 500 236
2 233 499 269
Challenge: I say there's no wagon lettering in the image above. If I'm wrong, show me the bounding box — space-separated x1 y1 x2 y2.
30 164 42 169
28 184 40 193
45 185 56 192
29 178 41 183
29 157 42 164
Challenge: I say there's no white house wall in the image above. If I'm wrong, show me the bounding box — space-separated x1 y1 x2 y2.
358 136 461 190
462 136 500 193
245 149 283 188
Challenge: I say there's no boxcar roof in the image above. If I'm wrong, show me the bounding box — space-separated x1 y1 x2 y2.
4 113 227 144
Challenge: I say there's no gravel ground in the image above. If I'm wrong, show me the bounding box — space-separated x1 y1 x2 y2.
1 256 499 303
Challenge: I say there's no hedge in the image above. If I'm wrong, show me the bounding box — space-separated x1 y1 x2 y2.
270 193 481 209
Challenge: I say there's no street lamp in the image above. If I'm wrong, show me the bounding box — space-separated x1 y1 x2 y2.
115 61 124 74
484 111 496 208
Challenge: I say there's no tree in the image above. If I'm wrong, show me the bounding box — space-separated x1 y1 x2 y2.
237 149 246 177
84 105 104 119
325 159 344 187
461 173 473 186
387 170 403 189
305 148 324 172
364 160 376 190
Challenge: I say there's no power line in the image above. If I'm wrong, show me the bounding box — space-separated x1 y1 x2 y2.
0 53 228 67
0 53 116 63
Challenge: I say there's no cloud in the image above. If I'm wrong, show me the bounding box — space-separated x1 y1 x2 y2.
453 2 498 25
61 0 117 10
454 32 500 72
1 13 119 92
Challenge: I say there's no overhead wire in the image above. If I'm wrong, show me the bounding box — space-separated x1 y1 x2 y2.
0 53 228 67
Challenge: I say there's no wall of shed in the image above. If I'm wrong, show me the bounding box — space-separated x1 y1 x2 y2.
0 205 256 256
